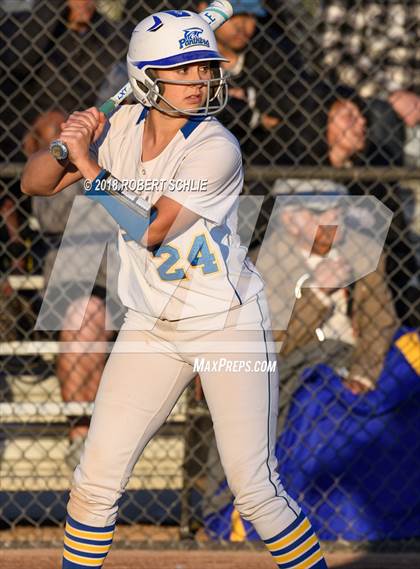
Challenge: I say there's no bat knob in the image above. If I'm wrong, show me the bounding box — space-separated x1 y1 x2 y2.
49 140 69 161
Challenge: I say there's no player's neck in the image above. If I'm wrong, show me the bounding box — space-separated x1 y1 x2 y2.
141 109 188 162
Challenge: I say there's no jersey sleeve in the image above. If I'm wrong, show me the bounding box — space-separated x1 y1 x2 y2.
166 137 243 224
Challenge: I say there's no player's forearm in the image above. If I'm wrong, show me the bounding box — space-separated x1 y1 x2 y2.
76 158 101 182
21 149 72 196
140 197 199 248
141 218 192 247
141 224 167 248
141 220 194 248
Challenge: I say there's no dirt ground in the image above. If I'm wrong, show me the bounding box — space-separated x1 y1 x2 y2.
1 527 419 568
1 549 420 569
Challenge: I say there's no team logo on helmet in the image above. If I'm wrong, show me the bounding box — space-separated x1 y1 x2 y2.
178 27 210 50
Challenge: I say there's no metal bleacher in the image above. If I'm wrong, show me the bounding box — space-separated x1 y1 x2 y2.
0 275 188 494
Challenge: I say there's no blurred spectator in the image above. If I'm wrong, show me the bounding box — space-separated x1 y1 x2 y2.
0 237 23 343
319 0 420 166
326 99 367 169
0 188 26 275
325 98 420 326
250 4 330 168
290 90 419 326
255 181 398 431
199 0 330 166
0 0 125 162
0 173 29 344
23 109 121 469
199 0 279 153
26 0 126 113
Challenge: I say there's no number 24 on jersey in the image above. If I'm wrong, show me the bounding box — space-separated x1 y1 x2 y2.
154 234 220 281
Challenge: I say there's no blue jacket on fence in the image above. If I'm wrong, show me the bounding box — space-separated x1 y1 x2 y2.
204 328 420 541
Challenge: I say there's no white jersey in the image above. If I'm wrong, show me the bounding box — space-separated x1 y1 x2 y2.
92 103 263 320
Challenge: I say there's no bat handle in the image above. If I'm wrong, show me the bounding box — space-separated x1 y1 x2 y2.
99 99 117 115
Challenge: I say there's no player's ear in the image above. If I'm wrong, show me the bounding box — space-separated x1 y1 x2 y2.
146 68 165 99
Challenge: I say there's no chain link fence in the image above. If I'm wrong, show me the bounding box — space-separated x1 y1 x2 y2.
1 0 420 551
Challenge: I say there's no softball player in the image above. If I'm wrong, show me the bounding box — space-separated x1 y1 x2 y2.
21 10 327 569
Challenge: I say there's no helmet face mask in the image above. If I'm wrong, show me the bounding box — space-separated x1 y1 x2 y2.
127 10 229 117
136 64 228 116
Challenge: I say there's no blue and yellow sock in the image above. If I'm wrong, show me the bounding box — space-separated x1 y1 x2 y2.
264 511 328 568
62 515 115 568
